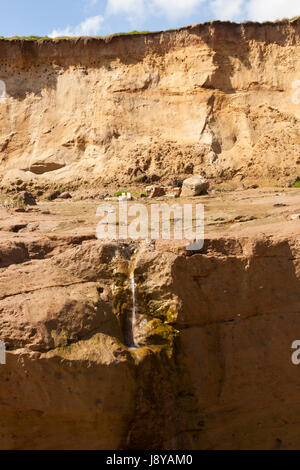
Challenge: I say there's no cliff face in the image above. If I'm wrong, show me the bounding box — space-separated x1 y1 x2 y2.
0 20 300 187
0 21 300 450
0 230 299 450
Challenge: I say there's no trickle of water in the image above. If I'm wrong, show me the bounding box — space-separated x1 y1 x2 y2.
128 246 140 350
129 270 137 348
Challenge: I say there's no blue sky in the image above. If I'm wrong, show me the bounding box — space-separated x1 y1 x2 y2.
0 0 299 37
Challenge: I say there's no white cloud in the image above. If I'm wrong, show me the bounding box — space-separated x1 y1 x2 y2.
210 0 244 20
49 15 104 37
246 0 300 22
151 0 205 20
106 0 145 20
106 0 205 22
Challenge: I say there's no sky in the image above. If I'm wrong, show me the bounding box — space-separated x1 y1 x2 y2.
0 0 299 38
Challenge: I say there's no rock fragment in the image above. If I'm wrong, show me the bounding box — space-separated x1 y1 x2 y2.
18 191 37 206
181 175 209 197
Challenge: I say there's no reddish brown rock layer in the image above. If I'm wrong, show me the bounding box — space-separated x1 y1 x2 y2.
0 229 299 449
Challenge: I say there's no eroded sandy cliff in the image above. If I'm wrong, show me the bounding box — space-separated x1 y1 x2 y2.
0 20 300 450
0 20 300 187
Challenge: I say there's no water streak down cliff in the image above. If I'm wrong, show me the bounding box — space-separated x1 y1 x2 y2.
0 227 299 449
0 20 300 187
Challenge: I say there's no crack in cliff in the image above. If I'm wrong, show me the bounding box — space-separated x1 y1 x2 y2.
0 279 99 301
171 308 300 331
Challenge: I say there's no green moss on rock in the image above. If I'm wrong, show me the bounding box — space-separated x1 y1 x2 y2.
145 318 179 350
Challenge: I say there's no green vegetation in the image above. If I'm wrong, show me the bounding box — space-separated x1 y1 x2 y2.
134 175 147 183
113 189 146 198
114 190 130 197
4 35 49 40
0 193 13 208
0 193 25 209
293 180 300 188
278 16 300 22
0 30 155 41
111 30 153 35
146 318 179 349
1 16 299 42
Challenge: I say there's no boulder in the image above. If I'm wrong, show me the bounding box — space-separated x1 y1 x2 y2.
58 192 72 199
149 186 166 198
47 190 61 201
146 186 153 196
171 177 184 188
150 174 160 183
166 187 181 198
18 191 37 206
181 175 209 197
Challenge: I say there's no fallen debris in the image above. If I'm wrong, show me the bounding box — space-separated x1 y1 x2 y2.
148 186 166 198
181 175 209 197
166 187 181 198
47 190 61 201
18 191 37 206
58 192 72 199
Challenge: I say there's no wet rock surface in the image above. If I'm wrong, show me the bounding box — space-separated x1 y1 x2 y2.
0 186 299 449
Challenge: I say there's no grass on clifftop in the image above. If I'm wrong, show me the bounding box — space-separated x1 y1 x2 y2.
0 30 154 40
1 17 299 40
0 35 49 40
